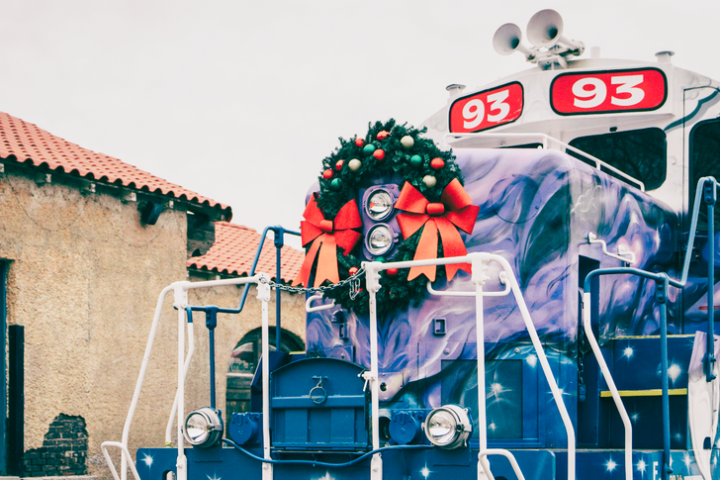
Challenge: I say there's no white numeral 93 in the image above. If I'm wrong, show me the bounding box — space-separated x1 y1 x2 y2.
462 89 511 129
572 75 645 109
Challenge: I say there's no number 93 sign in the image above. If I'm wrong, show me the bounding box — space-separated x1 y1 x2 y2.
449 82 523 133
551 68 667 115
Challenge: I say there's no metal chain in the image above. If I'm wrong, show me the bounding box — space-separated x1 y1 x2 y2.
259 268 366 294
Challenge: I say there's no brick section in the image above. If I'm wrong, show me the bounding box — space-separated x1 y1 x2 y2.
22 414 88 477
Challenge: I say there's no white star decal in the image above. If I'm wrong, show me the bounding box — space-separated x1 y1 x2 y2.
141 454 153 468
605 458 617 472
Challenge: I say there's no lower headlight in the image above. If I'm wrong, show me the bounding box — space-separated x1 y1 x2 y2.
183 407 223 448
423 405 472 449
367 224 394 256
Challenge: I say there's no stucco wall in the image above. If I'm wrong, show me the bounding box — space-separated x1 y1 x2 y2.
0 170 187 477
1 168 307 478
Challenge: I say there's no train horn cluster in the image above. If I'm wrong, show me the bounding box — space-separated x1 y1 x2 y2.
493 9 584 68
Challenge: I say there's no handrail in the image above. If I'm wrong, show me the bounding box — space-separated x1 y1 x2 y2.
442 132 645 191
587 232 637 265
100 442 141 480
237 226 301 348
478 449 526 480
364 252 575 480
104 276 264 480
306 294 336 312
584 269 680 480
425 271 509 297
165 309 195 446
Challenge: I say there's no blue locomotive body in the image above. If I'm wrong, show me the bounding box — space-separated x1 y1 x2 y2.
108 10 720 480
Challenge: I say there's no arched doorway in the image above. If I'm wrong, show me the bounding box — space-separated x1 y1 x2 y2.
226 328 304 425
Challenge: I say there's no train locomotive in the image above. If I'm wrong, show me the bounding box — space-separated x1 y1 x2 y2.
104 9 720 480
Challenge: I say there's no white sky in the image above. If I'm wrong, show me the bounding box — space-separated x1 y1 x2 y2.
1 1 718 249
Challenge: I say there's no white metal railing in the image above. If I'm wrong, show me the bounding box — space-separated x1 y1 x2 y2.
165 318 195 446
442 132 645 192
363 252 576 480
101 275 267 480
105 254 578 480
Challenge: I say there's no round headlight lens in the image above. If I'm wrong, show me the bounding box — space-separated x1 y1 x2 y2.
427 410 457 446
185 412 210 444
183 408 223 448
366 190 394 221
367 225 393 256
424 405 472 449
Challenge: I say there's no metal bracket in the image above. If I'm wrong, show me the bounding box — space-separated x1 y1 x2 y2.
363 262 382 293
257 274 271 302
470 254 491 286
172 282 189 311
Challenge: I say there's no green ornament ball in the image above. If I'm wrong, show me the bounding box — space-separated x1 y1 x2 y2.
410 155 423 167
330 178 343 191
348 158 362 171
363 144 376 155
374 256 386 263
400 136 415 149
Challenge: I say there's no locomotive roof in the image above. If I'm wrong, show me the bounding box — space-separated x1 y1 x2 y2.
423 54 717 148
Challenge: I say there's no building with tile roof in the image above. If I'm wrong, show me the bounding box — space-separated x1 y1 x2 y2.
187 222 304 282
0 111 306 478
0 111 231 219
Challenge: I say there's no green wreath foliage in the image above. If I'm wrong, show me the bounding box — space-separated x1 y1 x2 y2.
310 119 466 316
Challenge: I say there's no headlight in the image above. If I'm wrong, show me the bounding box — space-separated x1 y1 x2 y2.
366 189 394 221
423 405 472 449
367 225 394 256
183 407 223 448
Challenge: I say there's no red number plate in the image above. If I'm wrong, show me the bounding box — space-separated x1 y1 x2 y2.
551 68 667 115
449 82 523 133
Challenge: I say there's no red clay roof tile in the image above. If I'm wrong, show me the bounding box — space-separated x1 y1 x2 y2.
187 222 304 282
0 111 230 216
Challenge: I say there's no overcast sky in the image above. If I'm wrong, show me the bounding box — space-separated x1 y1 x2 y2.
1 1 718 248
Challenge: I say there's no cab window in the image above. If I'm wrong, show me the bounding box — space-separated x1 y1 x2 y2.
689 118 720 227
568 128 667 191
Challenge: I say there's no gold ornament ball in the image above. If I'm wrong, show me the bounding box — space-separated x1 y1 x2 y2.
400 136 415 149
348 159 362 171
423 175 437 187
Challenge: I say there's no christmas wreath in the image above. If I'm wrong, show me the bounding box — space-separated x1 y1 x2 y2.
293 119 480 316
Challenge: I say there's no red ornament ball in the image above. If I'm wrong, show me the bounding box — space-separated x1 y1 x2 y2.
355 138 364 147
430 158 445 170
377 130 390 140
335 160 344 171
373 149 386 161
322 169 333 179
386 268 398 276
349 266 359 276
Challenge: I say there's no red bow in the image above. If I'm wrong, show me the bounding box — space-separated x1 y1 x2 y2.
293 195 363 287
395 179 480 282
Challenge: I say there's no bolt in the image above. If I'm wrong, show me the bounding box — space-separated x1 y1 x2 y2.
444 348 450 355
514 347 520 354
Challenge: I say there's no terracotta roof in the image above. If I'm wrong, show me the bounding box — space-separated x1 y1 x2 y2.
0 111 231 216
187 222 305 282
